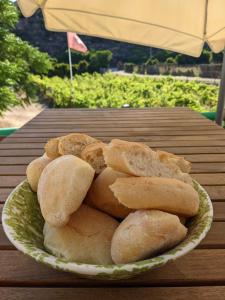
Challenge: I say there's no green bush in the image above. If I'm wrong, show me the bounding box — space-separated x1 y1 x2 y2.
145 58 159 66
166 57 177 64
88 50 112 72
124 63 135 73
0 0 54 114
29 73 218 112
0 86 18 115
77 60 89 74
51 63 71 77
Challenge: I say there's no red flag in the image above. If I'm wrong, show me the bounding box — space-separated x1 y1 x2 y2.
67 32 88 53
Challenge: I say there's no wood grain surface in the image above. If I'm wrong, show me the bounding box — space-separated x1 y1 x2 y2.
0 108 224 299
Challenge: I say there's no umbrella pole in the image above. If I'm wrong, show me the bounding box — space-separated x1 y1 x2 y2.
68 46 75 101
216 49 225 126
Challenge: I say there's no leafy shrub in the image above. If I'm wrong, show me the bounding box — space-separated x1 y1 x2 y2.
0 86 18 115
51 63 70 77
29 73 218 112
77 60 89 74
0 0 54 114
145 58 159 66
166 57 177 64
124 63 135 73
88 50 112 72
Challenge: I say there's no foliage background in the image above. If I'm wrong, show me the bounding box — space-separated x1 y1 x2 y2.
30 74 218 112
0 0 220 116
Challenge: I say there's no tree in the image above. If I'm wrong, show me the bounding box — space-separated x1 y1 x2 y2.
77 60 89 74
0 0 54 114
89 50 112 72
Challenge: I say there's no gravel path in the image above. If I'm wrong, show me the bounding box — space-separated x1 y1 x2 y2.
0 103 44 128
113 71 220 85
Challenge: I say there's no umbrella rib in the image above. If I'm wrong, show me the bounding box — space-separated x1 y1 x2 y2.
44 7 203 41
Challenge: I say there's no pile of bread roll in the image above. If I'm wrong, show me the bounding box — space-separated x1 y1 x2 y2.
26 133 200 265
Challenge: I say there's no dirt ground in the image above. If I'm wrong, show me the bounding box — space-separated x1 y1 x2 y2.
0 103 44 128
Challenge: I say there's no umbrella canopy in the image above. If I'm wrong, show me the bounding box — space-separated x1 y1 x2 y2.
17 0 225 125
18 0 225 57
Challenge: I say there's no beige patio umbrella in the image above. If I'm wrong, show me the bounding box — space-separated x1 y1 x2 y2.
17 0 225 124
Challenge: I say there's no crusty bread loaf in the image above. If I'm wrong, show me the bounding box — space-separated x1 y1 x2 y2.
44 137 61 159
26 154 53 192
38 155 95 227
58 133 98 157
103 139 192 185
110 177 199 217
156 150 191 173
111 209 187 264
44 204 119 264
85 167 132 218
81 142 106 174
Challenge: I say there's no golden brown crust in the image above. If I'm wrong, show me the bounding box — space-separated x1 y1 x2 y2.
111 210 187 264
44 137 61 159
85 167 133 218
58 133 99 157
110 176 199 217
81 142 106 174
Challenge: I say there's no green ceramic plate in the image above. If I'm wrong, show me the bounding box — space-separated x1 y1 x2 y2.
2 179 213 280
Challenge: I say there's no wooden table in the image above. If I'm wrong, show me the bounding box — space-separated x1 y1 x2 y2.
1 107 225 299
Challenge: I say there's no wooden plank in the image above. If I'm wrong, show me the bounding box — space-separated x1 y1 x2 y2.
213 202 225 221
0 226 12 250
191 163 225 174
1 163 225 176
1 146 225 156
3 135 225 145
0 222 224 250
2 287 225 300
23 124 216 130
192 174 225 185
3 140 225 149
8 129 224 143
29 119 212 126
0 204 2 221
155 147 225 154
35 115 205 121
0 198 225 224
0 176 26 188
205 187 225 200
0 157 36 165
0 249 225 286
0 166 26 175
0 149 43 157
0 181 225 202
0 189 13 203
184 154 225 163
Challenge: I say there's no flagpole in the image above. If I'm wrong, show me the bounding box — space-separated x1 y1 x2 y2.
68 45 75 100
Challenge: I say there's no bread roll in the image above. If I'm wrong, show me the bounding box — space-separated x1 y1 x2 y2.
44 137 61 159
156 150 191 173
103 139 192 185
81 142 106 174
44 204 119 264
86 167 132 218
58 133 98 157
110 177 199 217
38 155 95 227
111 210 187 264
26 154 53 192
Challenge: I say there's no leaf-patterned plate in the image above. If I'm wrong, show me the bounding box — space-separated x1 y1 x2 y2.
2 179 213 280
